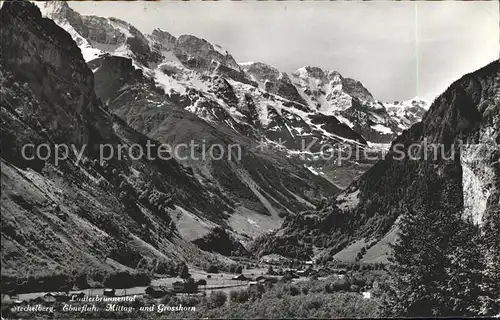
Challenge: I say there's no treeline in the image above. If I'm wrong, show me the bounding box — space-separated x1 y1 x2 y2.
1 270 151 294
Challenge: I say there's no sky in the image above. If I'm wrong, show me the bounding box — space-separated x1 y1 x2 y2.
70 1 499 102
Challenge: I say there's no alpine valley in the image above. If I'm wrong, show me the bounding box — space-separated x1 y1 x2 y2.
1 2 498 315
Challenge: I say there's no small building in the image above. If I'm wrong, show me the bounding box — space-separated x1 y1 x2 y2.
32 297 46 304
248 281 258 287
333 268 347 275
103 289 115 297
7 290 19 300
44 292 69 302
172 281 185 293
232 274 250 281
145 286 170 298
42 293 56 303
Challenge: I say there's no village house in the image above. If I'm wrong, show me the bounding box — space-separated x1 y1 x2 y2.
145 286 170 298
232 274 250 281
103 288 115 297
44 292 70 302
172 281 185 293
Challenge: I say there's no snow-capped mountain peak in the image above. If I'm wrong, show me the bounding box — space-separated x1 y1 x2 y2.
409 96 431 109
37 0 70 18
290 65 374 115
36 0 429 154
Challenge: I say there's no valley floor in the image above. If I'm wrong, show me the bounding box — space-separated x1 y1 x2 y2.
1 267 383 319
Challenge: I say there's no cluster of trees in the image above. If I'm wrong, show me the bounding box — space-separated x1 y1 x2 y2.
204 263 244 274
103 271 151 289
193 227 249 257
205 264 219 274
355 247 367 261
165 278 378 318
93 163 178 237
380 205 499 317
1 269 153 296
136 182 174 213
149 258 178 276
178 264 190 279
253 233 314 261
81 157 175 228
152 274 380 318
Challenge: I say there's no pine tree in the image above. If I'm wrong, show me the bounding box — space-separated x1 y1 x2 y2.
179 264 190 280
445 217 484 315
382 205 485 317
481 206 500 316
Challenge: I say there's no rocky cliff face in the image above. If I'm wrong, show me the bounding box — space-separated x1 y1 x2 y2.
290 65 429 143
240 61 307 105
385 98 428 132
151 28 176 51
255 60 499 262
1 1 95 148
149 29 256 86
291 66 375 113
89 54 338 222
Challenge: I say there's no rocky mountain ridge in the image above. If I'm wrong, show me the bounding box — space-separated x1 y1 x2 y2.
1 0 239 289
37 1 428 163
0 1 342 290
255 60 499 263
36 0 341 219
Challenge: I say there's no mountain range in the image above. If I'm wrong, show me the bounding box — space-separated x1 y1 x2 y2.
255 60 499 264
36 1 431 193
2 0 497 294
39 3 428 144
